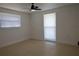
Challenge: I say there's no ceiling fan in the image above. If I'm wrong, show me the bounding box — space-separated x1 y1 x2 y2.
31 3 41 11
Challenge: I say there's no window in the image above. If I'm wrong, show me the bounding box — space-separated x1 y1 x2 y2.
44 13 56 41
0 12 21 28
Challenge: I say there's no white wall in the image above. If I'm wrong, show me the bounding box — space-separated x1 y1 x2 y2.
56 4 78 46
31 12 44 40
0 7 31 48
31 4 79 46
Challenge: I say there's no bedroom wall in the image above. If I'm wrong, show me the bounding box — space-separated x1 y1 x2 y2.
0 7 31 47
31 4 79 46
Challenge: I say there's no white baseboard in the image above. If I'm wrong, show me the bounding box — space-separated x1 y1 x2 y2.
0 39 29 48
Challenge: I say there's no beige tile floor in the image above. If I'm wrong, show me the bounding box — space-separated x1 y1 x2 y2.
0 39 79 56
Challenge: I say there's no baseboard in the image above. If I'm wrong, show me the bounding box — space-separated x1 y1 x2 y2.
30 38 44 41
56 41 77 47
0 38 29 48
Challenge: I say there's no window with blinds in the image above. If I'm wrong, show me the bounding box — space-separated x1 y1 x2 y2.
44 13 56 41
0 12 21 28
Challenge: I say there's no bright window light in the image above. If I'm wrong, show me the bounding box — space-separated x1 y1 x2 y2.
44 13 56 41
0 12 21 28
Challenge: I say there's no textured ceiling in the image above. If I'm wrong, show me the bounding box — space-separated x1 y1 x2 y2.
0 3 72 12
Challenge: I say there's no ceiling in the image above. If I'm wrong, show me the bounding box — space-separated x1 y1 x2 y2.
0 3 72 13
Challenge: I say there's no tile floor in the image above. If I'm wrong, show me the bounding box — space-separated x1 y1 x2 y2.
0 40 79 56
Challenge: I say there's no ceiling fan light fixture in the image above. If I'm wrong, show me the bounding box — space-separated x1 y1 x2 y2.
31 9 36 12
